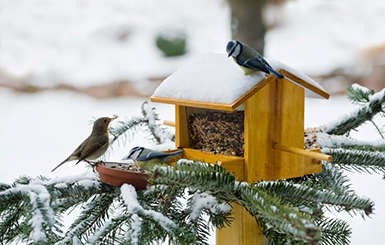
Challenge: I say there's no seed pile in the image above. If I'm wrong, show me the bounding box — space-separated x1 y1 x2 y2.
107 163 148 173
304 127 322 150
188 110 244 156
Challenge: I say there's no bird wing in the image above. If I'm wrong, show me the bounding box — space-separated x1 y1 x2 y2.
77 135 108 162
137 150 184 161
242 58 270 74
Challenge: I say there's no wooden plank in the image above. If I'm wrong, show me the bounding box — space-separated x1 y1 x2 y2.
217 204 264 245
175 105 190 148
244 78 306 181
216 205 243 245
229 75 275 109
182 148 244 179
242 209 265 245
151 95 235 111
279 69 330 99
303 149 323 175
273 79 305 180
244 78 274 181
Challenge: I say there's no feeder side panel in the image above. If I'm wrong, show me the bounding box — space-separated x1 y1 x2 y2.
175 105 190 148
273 79 305 179
216 204 264 245
244 79 306 181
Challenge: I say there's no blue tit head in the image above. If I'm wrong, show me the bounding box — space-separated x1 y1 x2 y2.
226 40 243 58
127 146 144 160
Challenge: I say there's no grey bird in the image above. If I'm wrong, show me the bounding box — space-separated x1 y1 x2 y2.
226 40 284 79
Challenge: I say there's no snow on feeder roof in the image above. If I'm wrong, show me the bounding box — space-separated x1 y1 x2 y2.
151 53 329 111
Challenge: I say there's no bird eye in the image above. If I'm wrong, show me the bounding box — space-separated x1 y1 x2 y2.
104 119 107 123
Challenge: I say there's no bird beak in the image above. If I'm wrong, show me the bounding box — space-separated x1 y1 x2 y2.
111 114 119 121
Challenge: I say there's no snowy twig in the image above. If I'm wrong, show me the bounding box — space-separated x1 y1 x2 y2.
323 86 385 135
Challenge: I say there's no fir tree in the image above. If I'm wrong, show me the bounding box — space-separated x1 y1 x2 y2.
1 85 384 244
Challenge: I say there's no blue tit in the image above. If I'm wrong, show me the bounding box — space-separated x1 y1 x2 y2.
126 146 184 170
226 40 284 79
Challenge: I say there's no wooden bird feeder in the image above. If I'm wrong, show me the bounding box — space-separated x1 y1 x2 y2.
150 53 331 245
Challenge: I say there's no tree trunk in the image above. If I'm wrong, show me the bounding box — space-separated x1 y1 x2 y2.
227 0 267 54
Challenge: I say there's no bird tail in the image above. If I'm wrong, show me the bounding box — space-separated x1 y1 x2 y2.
51 157 70 172
266 66 284 79
169 150 184 157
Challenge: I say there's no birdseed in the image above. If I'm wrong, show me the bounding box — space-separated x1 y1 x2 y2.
188 110 244 156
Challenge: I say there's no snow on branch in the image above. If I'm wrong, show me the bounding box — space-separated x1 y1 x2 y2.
323 85 385 135
153 161 320 242
187 192 231 222
141 101 174 144
120 184 177 232
316 132 385 149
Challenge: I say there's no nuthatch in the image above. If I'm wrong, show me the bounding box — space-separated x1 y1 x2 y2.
226 40 284 79
126 146 184 170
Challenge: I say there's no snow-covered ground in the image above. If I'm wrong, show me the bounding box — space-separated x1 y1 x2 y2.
1 0 385 88
1 88 384 244
0 0 230 87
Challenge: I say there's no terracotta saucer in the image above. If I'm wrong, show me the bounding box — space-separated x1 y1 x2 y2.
96 162 149 189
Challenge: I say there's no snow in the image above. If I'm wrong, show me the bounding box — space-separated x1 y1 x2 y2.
189 192 231 221
153 53 327 105
1 90 385 244
351 83 372 94
120 184 177 232
265 0 385 76
317 132 385 148
0 183 55 242
323 87 385 132
125 214 142 245
0 0 230 87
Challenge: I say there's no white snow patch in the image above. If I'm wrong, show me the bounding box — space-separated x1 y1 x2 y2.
120 184 177 232
0 184 55 242
125 214 142 245
53 183 68 188
153 53 327 105
351 83 372 93
189 192 231 221
316 132 385 148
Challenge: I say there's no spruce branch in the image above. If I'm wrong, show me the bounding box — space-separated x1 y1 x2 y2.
141 101 174 144
107 101 174 150
315 163 353 196
108 116 146 147
347 84 374 104
324 147 385 174
316 218 351 245
87 213 129 245
323 85 385 135
258 180 373 217
152 161 320 243
120 184 196 245
61 193 115 244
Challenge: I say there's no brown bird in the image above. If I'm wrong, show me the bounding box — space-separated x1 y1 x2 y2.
51 116 118 172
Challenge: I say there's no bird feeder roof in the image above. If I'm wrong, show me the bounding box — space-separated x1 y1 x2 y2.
151 53 329 111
